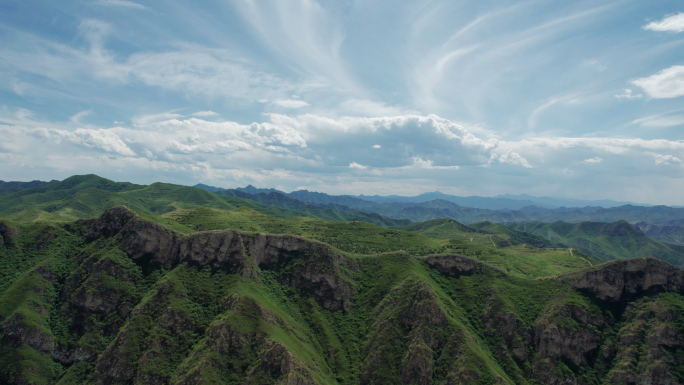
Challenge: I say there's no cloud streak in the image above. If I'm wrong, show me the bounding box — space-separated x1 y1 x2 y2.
644 13 684 33
632 66 684 99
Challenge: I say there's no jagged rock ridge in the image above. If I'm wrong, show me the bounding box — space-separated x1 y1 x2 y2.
0 206 683 384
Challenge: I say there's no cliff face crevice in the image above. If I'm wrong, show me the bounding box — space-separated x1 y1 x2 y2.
424 254 504 278
2 207 684 385
563 258 684 301
88 207 357 312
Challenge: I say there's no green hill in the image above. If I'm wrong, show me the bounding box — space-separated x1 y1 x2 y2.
0 175 407 227
508 220 684 268
0 207 682 384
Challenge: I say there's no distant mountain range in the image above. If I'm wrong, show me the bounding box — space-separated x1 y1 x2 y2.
195 184 684 245
201 184 650 210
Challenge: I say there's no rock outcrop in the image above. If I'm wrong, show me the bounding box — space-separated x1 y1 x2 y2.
88 207 357 312
0 221 18 247
562 257 684 301
2 207 684 385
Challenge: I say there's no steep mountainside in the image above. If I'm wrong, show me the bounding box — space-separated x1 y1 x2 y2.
0 175 408 227
195 185 684 244
1 207 683 384
508 221 684 268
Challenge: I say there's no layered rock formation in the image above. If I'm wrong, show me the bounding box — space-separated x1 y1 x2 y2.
0 206 683 384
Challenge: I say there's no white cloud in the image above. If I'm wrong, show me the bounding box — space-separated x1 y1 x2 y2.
583 157 603 164
497 150 532 168
40 127 136 156
614 89 643 100
272 99 311 109
94 0 146 9
70 110 93 124
644 13 684 33
127 48 298 101
633 113 684 128
632 66 684 99
407 156 460 170
132 112 184 126
349 162 368 169
372 144 381 149
192 111 219 117
654 154 683 166
581 58 607 71
3 112 684 204
233 0 359 96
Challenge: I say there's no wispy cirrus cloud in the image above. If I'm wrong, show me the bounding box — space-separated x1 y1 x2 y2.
94 0 147 9
271 99 311 109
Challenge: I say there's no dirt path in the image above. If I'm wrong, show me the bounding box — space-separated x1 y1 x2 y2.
569 248 593 267
489 235 496 248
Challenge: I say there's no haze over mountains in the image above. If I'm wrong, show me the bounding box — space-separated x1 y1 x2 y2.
194 183 684 246
198 184 647 210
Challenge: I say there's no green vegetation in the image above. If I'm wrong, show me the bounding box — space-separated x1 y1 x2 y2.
0 175 407 227
508 220 684 267
1 176 683 384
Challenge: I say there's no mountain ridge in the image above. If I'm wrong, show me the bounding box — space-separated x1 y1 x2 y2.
1 206 683 384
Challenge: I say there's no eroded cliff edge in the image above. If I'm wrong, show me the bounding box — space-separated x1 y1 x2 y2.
0 206 683 385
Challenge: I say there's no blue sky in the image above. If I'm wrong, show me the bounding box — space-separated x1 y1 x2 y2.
1 0 684 204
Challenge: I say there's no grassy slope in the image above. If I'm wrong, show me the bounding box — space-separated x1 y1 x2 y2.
2 211 682 384
161 207 592 279
508 220 684 268
0 175 405 227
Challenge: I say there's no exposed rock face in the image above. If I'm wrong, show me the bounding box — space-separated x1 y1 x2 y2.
604 295 684 385
530 302 605 385
170 294 322 385
86 205 137 241
424 253 504 277
2 208 684 385
90 207 357 312
0 220 18 247
360 278 448 385
562 257 684 301
481 295 533 381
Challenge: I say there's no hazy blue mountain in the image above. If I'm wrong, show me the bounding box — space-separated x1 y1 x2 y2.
0 179 59 195
494 193 649 209
194 184 684 244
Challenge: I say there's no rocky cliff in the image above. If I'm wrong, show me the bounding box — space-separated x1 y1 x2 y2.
0 206 683 384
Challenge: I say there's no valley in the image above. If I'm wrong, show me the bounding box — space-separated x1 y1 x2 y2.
0 175 683 384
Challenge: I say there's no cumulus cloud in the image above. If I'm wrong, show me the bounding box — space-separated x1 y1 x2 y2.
267 113 494 169
644 13 684 33
3 112 684 204
407 156 460 170
30 127 137 156
496 151 532 168
632 66 684 99
654 154 683 166
372 144 381 149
